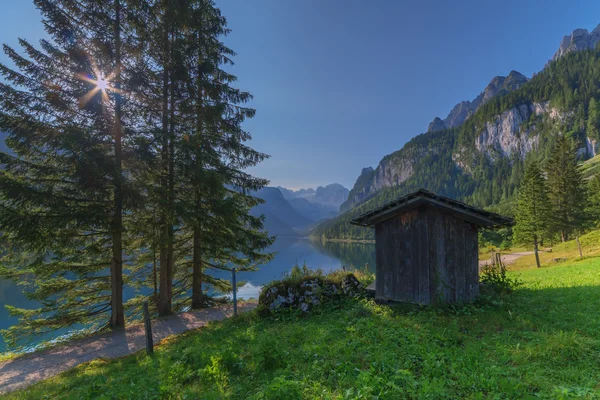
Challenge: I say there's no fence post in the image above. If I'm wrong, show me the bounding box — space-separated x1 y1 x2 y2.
231 267 238 316
143 301 153 355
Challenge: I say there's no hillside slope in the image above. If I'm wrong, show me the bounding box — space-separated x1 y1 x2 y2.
316 48 600 240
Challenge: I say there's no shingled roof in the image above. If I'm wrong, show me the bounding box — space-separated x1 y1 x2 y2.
350 189 513 228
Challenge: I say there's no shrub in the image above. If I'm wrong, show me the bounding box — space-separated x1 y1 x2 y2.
480 259 521 294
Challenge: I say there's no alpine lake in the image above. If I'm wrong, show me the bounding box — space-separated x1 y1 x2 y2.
0 238 375 353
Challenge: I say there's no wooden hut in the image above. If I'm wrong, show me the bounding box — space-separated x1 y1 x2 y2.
351 189 512 305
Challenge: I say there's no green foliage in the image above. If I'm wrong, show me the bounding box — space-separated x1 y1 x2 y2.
0 0 273 345
282 263 324 283
480 259 521 295
587 98 600 140
9 259 600 399
588 171 600 227
513 160 552 249
479 227 513 249
545 136 588 241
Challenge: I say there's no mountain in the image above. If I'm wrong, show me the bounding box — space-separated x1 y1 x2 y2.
427 70 529 133
316 25 600 240
277 183 349 211
552 24 600 63
278 187 316 200
314 183 349 206
287 197 338 221
251 187 314 237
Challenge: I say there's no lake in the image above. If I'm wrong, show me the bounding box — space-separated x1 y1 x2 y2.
0 239 375 352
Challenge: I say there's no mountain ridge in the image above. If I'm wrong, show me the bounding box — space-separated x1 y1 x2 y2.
317 24 600 240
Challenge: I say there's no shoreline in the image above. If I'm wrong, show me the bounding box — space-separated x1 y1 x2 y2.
309 236 375 244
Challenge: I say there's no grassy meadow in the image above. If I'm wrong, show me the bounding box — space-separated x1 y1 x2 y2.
511 229 600 270
7 254 600 399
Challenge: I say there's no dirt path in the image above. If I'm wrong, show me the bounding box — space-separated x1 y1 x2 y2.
0 302 257 394
479 251 535 267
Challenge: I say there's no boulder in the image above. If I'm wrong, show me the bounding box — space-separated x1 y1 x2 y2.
258 273 364 314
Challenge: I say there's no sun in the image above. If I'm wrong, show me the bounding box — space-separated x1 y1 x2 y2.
96 77 109 91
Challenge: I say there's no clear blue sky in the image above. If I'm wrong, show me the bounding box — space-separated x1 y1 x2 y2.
2 1 600 190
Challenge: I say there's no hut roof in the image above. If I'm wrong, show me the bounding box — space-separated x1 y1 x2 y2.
350 189 513 228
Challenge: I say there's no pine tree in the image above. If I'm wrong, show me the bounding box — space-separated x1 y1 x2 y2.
587 170 600 228
545 135 588 242
125 0 274 313
0 0 133 342
513 161 551 268
172 0 274 310
587 98 600 140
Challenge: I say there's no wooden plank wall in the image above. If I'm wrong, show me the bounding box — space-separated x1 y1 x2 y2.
374 207 479 304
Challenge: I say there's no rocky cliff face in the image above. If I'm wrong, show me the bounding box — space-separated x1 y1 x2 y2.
428 71 529 132
552 24 600 62
470 102 548 161
342 143 443 211
345 98 597 210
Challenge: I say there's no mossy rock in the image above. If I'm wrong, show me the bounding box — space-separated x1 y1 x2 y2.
259 273 364 315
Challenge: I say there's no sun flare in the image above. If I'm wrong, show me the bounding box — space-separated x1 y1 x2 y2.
96 77 109 91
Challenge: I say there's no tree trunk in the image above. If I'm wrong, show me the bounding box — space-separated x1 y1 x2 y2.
167 29 176 311
533 235 541 269
576 235 583 258
158 12 172 316
110 0 125 329
191 46 204 310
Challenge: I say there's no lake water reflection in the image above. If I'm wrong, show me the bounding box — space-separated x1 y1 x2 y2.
0 238 375 352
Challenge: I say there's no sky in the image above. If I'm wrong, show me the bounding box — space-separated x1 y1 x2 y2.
1 1 600 190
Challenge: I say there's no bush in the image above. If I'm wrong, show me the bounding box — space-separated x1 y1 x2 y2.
480 259 521 295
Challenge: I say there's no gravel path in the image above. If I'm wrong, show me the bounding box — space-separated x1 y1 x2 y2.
0 301 257 394
478 251 536 267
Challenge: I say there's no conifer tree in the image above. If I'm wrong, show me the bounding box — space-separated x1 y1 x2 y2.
513 161 551 268
125 0 273 313
587 98 600 140
0 0 133 341
167 0 274 310
545 135 588 242
587 171 600 228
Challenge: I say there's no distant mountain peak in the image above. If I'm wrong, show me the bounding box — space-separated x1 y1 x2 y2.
428 71 528 133
552 24 600 63
278 183 348 205
360 166 374 176
428 117 446 132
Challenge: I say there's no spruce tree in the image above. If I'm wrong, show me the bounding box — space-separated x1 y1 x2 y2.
125 0 273 313
0 0 133 342
513 160 551 268
545 135 588 242
587 98 600 140
587 171 600 228
170 0 274 310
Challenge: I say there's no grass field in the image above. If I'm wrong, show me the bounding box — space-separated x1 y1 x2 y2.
511 229 600 270
8 256 600 399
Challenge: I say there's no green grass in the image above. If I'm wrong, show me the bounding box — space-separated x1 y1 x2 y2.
512 228 600 270
8 259 600 399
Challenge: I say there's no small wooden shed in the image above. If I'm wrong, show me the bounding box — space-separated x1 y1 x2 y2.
351 189 512 305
